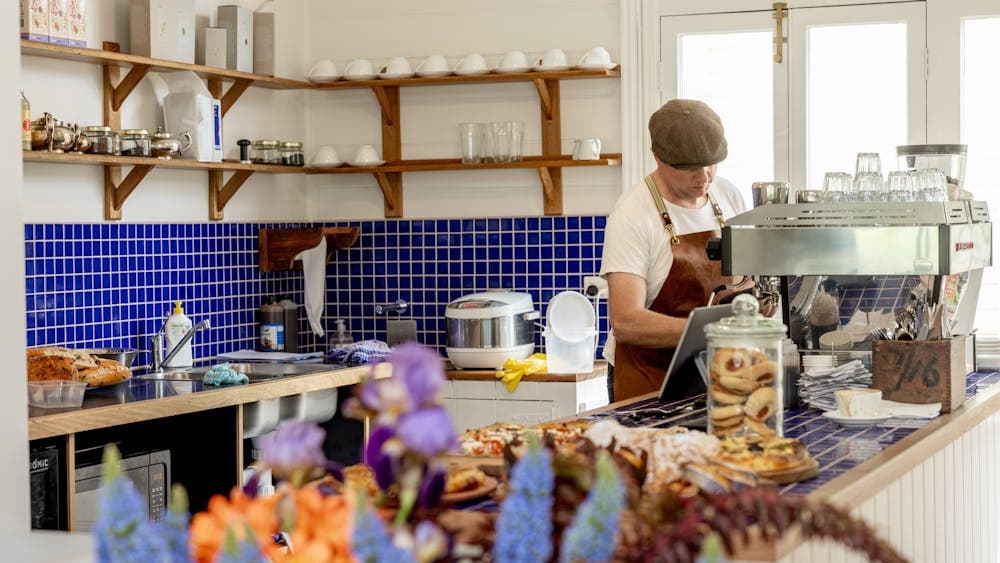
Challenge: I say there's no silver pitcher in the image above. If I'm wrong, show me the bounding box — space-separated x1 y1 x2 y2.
150 127 192 159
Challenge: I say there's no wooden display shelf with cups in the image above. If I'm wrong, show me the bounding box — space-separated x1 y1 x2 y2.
20 39 621 219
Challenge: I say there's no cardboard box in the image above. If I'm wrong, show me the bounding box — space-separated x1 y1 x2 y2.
66 0 86 47
253 12 275 76
47 0 70 46
871 336 969 413
196 27 227 68
217 5 253 73
130 0 195 63
21 0 49 42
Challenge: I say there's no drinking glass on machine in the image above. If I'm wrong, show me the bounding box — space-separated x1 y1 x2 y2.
886 170 917 202
459 123 483 164
822 172 853 202
855 152 883 177
915 168 948 202
751 181 789 207
853 172 884 202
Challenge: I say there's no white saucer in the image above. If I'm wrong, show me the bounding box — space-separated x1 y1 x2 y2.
311 161 343 169
576 61 617 71
307 74 340 83
822 411 892 427
377 71 414 80
346 160 386 168
533 64 572 72
416 69 452 78
495 66 530 74
454 67 491 76
343 73 377 81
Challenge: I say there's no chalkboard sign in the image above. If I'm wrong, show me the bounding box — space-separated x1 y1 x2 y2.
871 336 967 414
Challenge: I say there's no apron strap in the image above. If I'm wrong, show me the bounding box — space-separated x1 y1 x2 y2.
644 174 727 245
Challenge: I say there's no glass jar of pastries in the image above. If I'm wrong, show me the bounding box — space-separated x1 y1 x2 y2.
704 294 788 438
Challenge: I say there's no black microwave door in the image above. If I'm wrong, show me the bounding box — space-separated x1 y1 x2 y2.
73 467 151 532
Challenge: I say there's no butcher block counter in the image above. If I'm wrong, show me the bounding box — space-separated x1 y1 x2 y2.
581 371 1000 562
444 361 608 432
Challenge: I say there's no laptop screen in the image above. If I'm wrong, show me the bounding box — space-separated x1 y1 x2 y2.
658 304 731 401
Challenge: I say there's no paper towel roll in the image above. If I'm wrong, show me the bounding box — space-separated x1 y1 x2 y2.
294 238 327 337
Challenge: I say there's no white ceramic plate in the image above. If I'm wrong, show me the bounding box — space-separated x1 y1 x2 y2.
532 64 572 72
822 410 892 427
576 62 617 71
343 73 377 81
378 72 415 80
415 69 452 78
346 160 386 168
307 74 340 83
495 66 530 74
311 161 343 169
454 68 491 76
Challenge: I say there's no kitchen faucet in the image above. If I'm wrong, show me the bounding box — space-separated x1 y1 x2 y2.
150 318 212 372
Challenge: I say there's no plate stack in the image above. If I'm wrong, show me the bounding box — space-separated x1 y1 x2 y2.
798 359 873 411
818 330 854 366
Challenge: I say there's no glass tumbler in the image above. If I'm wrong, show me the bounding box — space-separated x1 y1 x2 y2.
822 172 853 203
459 123 483 164
507 121 524 162
886 170 917 202
492 122 512 163
915 168 948 202
855 152 883 177
853 172 884 202
751 182 789 207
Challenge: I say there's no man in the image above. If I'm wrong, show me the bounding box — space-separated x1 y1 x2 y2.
600 99 748 402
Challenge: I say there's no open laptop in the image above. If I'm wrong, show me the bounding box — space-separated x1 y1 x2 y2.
658 304 731 402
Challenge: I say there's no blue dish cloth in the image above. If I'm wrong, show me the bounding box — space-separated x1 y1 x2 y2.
203 362 250 386
326 340 393 366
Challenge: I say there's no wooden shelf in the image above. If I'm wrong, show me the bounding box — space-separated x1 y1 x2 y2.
303 154 621 174
310 66 620 89
259 227 360 272
21 39 310 90
23 151 305 173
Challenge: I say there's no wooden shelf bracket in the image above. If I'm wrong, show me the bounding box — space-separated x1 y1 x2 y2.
209 77 255 117
103 164 154 220
258 226 360 272
536 167 563 215
533 78 555 120
208 169 254 220
373 171 404 218
371 86 396 126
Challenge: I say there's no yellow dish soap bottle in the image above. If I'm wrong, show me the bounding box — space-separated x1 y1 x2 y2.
164 300 194 367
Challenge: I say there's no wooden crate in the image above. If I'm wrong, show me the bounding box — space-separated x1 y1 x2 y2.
871 336 968 413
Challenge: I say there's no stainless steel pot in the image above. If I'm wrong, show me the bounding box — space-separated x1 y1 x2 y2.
445 292 539 349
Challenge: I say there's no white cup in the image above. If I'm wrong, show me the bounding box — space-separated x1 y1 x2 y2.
456 53 488 73
307 59 338 80
535 48 568 69
311 145 341 166
834 388 882 418
416 54 449 74
354 144 381 164
379 56 412 77
344 58 374 78
577 46 612 67
572 138 602 160
498 50 528 71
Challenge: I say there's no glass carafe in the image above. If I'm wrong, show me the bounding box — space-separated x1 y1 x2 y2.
704 294 788 437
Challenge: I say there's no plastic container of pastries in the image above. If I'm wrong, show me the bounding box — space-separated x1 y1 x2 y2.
704 294 788 438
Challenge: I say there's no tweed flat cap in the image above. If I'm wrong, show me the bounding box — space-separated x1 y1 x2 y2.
648 99 727 169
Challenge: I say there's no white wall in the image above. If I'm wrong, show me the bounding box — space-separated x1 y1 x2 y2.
21 0 312 223
305 0 623 220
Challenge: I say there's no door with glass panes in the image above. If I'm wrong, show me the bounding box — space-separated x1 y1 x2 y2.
659 2 927 201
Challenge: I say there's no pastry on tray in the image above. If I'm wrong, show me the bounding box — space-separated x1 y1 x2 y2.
713 435 812 475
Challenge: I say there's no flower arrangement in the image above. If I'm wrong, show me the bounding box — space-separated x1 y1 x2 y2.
92 342 906 563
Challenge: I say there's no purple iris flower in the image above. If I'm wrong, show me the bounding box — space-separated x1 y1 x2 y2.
365 425 394 466
390 342 445 407
257 420 327 477
396 406 457 457
417 466 445 509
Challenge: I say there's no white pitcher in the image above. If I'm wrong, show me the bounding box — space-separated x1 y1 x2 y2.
572 138 601 160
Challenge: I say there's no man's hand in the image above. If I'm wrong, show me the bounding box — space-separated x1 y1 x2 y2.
606 272 688 349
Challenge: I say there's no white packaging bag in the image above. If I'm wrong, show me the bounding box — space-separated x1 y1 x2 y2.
148 71 220 162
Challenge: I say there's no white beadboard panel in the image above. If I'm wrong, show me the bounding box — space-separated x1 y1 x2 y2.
886 479 902 553
495 380 540 401
452 380 495 400
909 464 924 562
944 443 956 561
934 449 947 563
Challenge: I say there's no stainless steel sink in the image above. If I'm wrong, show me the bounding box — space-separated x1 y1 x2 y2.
135 362 333 382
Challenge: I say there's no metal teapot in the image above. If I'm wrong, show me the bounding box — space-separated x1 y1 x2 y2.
150 127 192 159
30 113 84 153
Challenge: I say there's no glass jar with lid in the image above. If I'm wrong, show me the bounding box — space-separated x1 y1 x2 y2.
81 126 120 155
250 140 281 164
704 294 788 438
120 129 151 157
280 141 305 166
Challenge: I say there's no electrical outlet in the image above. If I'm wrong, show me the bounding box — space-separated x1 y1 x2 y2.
583 275 608 298
387 320 417 347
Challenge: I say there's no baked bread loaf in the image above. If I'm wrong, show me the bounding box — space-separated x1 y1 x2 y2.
26 347 130 386
77 359 131 386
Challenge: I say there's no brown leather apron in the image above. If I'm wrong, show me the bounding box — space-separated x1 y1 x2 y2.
613 174 738 402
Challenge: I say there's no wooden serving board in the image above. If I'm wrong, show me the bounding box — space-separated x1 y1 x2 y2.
757 456 820 484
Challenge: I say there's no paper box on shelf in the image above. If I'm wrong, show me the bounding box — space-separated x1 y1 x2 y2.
47 0 70 46
21 0 49 42
130 0 195 63
196 26 227 68
871 335 969 414
66 0 86 47
253 12 275 76
217 5 253 73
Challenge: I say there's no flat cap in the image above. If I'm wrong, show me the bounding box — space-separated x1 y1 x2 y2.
648 99 727 169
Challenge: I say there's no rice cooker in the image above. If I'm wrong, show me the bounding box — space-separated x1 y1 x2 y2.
445 291 539 369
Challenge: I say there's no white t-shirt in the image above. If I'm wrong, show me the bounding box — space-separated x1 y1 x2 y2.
599 176 748 365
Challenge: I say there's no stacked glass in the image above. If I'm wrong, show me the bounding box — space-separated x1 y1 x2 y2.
458 121 525 164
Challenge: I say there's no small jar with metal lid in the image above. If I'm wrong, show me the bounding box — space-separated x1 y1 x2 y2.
251 140 281 164
120 129 151 157
704 294 788 438
280 141 305 166
81 126 120 155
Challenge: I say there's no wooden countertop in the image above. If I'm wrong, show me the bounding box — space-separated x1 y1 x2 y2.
28 363 389 440
446 360 608 382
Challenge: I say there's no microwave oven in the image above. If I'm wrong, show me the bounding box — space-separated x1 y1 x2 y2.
73 448 171 532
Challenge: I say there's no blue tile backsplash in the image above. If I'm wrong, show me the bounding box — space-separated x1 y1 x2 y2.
24 217 611 367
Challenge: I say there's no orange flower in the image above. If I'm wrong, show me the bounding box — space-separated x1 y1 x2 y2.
189 488 280 562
